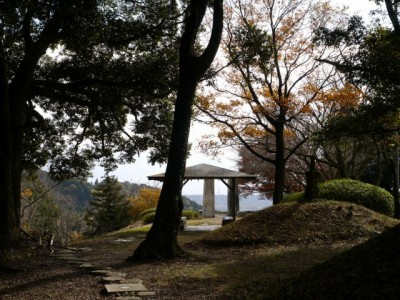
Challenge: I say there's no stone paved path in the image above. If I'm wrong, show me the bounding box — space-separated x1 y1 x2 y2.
53 246 155 299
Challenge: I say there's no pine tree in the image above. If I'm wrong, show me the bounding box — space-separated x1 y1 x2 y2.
85 176 131 234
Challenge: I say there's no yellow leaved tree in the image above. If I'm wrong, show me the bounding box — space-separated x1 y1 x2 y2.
129 188 161 221
196 0 352 204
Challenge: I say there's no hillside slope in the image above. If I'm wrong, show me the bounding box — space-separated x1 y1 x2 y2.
278 223 400 299
199 201 399 247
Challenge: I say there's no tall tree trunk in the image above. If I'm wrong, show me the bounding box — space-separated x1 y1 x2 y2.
272 122 285 204
393 144 399 219
0 88 28 252
0 61 38 252
0 48 19 252
0 13 61 255
127 0 223 261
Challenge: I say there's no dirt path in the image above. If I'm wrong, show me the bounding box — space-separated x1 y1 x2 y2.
0 232 229 299
0 230 352 300
3 204 393 300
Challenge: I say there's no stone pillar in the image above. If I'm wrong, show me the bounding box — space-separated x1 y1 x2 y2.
202 179 215 218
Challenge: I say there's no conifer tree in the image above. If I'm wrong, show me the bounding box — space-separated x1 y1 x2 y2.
85 176 131 234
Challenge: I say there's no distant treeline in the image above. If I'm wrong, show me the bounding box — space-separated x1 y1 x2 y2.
37 171 202 212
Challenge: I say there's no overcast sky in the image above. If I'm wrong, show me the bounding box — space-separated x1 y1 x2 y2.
91 0 382 195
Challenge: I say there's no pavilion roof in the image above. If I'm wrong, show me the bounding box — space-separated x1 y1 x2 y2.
147 163 257 181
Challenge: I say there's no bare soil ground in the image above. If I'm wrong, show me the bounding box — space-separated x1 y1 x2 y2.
0 202 398 300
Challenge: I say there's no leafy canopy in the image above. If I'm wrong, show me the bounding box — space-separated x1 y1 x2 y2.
2 0 181 180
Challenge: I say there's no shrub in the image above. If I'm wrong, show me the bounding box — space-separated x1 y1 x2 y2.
182 210 201 220
139 209 201 224
138 208 156 219
141 212 156 224
129 188 160 220
320 179 394 216
282 179 394 216
282 192 304 203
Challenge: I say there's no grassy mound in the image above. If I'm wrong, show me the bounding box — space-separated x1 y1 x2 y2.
278 223 400 299
199 201 399 247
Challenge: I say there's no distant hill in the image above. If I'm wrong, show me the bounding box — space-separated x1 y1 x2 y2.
34 170 205 212
54 179 94 211
184 194 272 212
53 175 201 212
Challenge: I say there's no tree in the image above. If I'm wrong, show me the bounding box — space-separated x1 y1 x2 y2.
84 176 131 234
20 172 60 235
127 0 223 261
20 170 87 246
129 188 161 221
31 197 60 245
315 0 400 217
0 0 179 253
196 0 346 204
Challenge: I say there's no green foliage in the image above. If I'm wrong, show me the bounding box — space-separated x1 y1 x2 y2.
315 17 400 138
181 210 201 220
31 197 61 236
138 208 157 220
320 179 394 216
85 176 132 234
55 179 93 211
283 179 394 216
282 192 304 203
141 212 156 225
230 23 273 69
3 1 181 180
138 208 200 224
20 170 90 246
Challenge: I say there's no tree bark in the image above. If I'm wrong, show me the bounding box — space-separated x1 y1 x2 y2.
272 121 285 204
0 43 19 250
127 0 223 261
0 7 61 255
384 0 400 36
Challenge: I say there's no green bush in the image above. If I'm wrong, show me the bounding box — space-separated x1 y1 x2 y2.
282 191 304 203
139 209 200 224
182 210 201 220
320 179 394 216
141 212 155 224
282 179 394 216
138 208 156 219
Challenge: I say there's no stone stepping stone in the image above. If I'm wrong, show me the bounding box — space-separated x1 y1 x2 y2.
115 296 142 300
79 263 95 269
54 255 76 259
111 238 136 244
106 272 127 278
91 269 114 275
102 276 125 283
67 260 89 265
119 279 143 284
60 256 88 261
137 291 156 296
105 283 147 293
76 247 93 251
66 247 80 251
56 249 74 254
